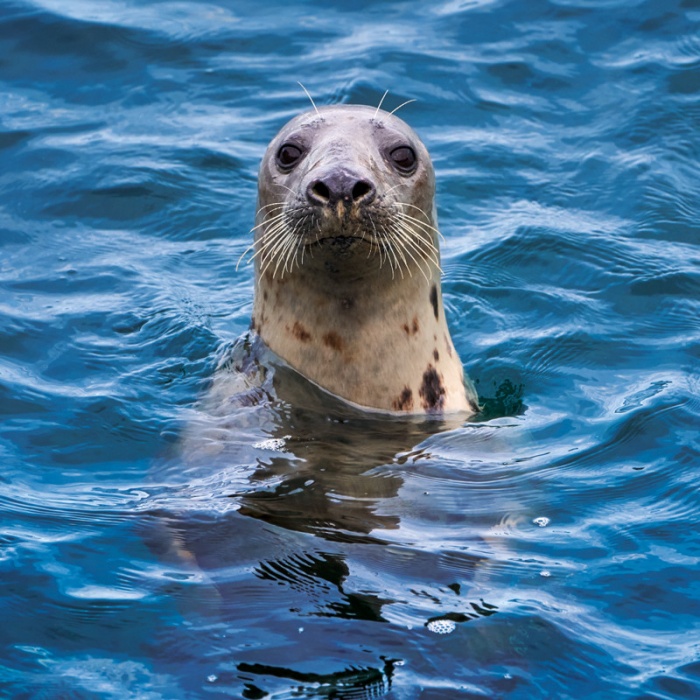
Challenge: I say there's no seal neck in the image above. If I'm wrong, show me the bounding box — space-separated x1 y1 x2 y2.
251 261 472 415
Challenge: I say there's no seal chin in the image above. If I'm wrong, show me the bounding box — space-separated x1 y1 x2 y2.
304 234 372 263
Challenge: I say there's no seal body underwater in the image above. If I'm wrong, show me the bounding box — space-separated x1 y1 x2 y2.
247 103 478 416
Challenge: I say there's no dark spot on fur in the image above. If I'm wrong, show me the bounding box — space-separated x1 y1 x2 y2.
263 291 268 301
250 315 257 331
419 365 445 412
429 284 439 320
322 331 344 351
291 321 311 342
402 316 420 336
433 349 439 361
392 387 414 412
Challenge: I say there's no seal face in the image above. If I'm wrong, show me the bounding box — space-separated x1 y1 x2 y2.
248 104 478 416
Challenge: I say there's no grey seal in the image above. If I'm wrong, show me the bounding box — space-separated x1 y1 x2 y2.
245 103 478 416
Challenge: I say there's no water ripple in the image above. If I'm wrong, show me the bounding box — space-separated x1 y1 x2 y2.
2 0 699 697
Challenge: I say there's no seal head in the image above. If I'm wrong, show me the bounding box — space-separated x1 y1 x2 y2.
249 104 477 416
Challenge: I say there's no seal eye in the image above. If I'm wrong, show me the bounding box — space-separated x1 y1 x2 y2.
276 143 303 170
390 146 417 173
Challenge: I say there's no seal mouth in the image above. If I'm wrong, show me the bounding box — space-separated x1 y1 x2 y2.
304 234 371 257
306 233 368 246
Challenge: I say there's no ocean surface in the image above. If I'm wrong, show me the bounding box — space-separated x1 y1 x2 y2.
1 0 699 698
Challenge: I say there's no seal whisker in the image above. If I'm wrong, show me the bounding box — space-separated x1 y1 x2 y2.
387 228 405 278
390 219 441 276
374 89 389 118
251 207 286 226
366 234 375 259
397 208 445 244
392 231 429 282
391 218 441 265
383 236 396 278
261 229 293 278
384 183 404 197
257 204 306 237
396 227 421 279
240 222 292 268
393 214 442 261
236 243 256 271
281 217 306 276
364 215 378 260
380 220 408 279
272 222 300 278
407 235 442 273
389 99 416 115
299 215 311 267
396 209 442 236
387 221 431 282
258 229 289 268
388 225 421 281
251 221 296 259
256 215 299 265
250 210 288 233
297 81 321 117
274 183 297 196
383 228 403 279
258 242 281 276
276 223 298 278
238 208 295 269
397 201 429 215
256 201 287 213
366 213 382 264
376 229 388 269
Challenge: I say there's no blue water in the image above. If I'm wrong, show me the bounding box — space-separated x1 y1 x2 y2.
2 0 699 697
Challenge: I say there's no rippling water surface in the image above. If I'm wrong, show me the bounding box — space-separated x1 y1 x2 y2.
2 0 700 697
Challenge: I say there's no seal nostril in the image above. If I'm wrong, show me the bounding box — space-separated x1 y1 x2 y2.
311 181 331 202
352 180 373 202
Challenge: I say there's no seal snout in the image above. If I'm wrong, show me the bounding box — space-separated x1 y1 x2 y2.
306 168 376 208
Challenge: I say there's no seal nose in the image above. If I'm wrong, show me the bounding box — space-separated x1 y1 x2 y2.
307 169 376 207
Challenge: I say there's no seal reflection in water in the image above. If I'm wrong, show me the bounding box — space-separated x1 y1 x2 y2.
247 103 478 416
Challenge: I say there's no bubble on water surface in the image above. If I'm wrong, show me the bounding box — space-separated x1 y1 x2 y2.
426 618 457 635
533 517 550 527
253 435 291 451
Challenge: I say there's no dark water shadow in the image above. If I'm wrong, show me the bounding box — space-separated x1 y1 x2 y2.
474 376 526 421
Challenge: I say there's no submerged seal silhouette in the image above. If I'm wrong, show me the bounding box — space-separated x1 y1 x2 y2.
245 103 478 416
